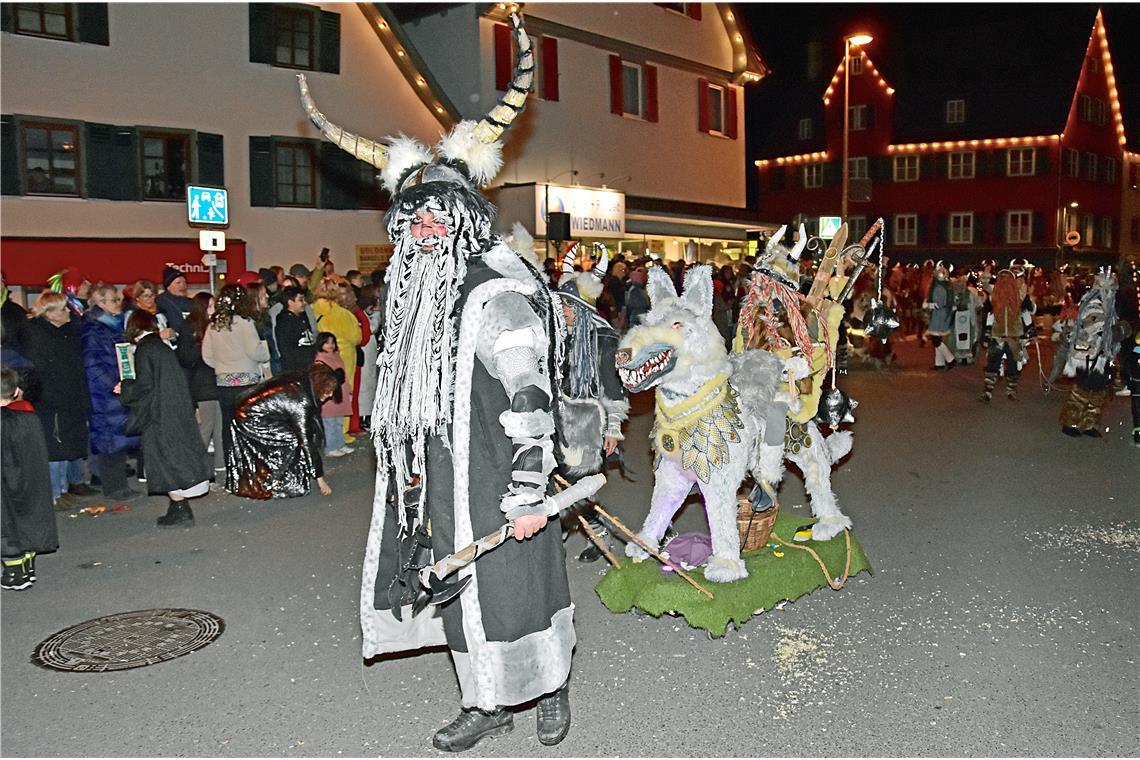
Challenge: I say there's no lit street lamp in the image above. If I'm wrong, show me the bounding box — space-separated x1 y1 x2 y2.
842 32 873 222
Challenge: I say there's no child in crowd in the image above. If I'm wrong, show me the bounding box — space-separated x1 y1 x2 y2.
313 332 353 458
1 367 59 590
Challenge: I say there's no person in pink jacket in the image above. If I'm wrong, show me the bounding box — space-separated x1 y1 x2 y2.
313 332 353 457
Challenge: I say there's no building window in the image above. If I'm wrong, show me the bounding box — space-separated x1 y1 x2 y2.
847 215 867 240
1093 98 1107 126
948 151 975 179
849 156 868 180
1065 148 1080 178
893 155 919 182
22 121 80 196
1100 217 1112 248
1006 210 1032 244
707 83 726 135
1078 94 1092 122
848 104 868 131
1103 157 1117 184
894 214 917 245
848 55 863 75
1086 55 1099 73
1081 214 1095 247
1084 152 1098 181
655 3 701 19
140 132 190 201
797 118 812 140
622 61 648 118
13 2 72 39
274 141 315 206
803 163 823 188
945 99 966 124
949 212 974 244
1006 148 1036 177
273 5 314 69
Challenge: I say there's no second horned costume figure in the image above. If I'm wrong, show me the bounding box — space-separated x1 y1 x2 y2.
301 14 575 753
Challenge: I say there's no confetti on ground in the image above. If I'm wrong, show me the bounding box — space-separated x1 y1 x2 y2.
1023 521 1140 559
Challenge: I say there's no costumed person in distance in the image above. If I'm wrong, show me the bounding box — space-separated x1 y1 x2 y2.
979 269 1035 402
226 362 336 499
299 13 586 752
1050 268 1124 437
554 242 628 563
924 260 956 369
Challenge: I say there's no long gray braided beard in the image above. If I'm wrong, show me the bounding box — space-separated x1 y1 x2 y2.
372 193 488 495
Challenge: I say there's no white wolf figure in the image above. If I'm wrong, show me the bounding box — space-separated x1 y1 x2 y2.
615 265 853 583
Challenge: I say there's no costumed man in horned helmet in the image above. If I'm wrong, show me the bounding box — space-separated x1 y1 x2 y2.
555 242 629 562
1050 268 1125 437
924 260 956 369
979 269 1035 402
301 14 576 752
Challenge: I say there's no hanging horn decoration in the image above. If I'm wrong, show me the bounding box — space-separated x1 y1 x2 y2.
297 74 389 171
472 13 534 145
592 242 611 278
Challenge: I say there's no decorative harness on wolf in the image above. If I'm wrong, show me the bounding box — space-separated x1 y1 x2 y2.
651 371 744 483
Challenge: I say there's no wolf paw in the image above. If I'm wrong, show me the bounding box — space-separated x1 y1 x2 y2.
811 515 852 542
625 542 650 561
703 556 748 583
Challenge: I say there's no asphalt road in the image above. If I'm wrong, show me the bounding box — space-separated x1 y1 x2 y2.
2 336 1137 757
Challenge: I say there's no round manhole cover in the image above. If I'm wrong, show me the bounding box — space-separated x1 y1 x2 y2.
32 608 225 672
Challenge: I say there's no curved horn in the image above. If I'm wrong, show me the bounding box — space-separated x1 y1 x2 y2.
790 223 808 260
472 13 534 144
298 74 389 170
764 225 788 256
562 243 579 274
592 242 610 278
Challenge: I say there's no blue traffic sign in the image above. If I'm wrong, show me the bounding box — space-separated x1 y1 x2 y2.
187 185 229 226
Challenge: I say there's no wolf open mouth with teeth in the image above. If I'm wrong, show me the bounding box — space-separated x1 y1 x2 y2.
616 343 677 393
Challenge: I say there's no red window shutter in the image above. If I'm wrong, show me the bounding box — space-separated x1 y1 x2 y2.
726 85 738 139
686 4 702 20
494 23 512 92
645 65 659 122
542 36 559 101
698 78 711 133
610 55 624 114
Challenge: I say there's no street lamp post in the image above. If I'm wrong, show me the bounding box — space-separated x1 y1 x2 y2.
842 32 873 223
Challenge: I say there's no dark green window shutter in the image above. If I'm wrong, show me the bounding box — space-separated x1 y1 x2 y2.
319 142 357 209
770 167 785 191
249 136 275 206
938 214 949 243
1 5 14 33
197 132 225 186
249 4 273 64
317 10 340 74
920 154 935 181
86 122 138 200
1032 212 1044 242
823 161 840 186
1036 149 1050 176
77 3 110 45
975 152 990 178
916 215 927 245
1 116 19 195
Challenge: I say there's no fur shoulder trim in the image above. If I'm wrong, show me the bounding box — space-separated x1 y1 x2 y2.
382 135 433 194
561 272 603 304
437 121 503 187
505 222 537 265
483 241 540 289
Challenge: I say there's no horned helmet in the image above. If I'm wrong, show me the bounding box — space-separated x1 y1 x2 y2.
754 223 807 289
297 13 533 206
558 242 610 307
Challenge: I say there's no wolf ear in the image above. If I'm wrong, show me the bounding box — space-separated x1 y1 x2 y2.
681 265 713 315
647 266 677 306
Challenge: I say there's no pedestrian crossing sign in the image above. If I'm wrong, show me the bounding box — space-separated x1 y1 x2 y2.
818 216 842 239
187 185 229 226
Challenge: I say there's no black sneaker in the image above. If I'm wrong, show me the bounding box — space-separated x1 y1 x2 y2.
1061 427 1082 438
68 483 97 496
432 708 513 752
156 501 194 528
2 560 32 591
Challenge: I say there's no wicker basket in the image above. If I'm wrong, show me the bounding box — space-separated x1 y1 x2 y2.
737 495 778 552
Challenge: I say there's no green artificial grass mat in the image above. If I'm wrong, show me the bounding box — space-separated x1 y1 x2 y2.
595 511 872 637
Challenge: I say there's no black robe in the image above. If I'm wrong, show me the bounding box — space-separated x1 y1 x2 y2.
1 407 59 557
119 334 210 494
226 373 324 500
23 317 90 461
